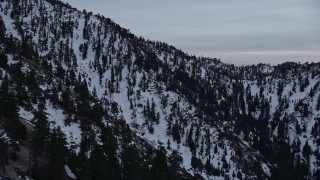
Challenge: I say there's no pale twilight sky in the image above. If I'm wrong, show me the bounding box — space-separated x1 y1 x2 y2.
61 0 320 65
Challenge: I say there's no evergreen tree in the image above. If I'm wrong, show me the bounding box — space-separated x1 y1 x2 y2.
89 144 111 180
317 94 320 111
152 149 168 180
122 146 143 179
0 16 6 41
302 141 311 158
0 79 26 140
0 137 8 173
0 52 8 68
32 103 50 160
100 127 121 179
205 158 213 174
48 127 67 178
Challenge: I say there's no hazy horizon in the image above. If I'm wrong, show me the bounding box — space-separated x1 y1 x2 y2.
61 0 320 65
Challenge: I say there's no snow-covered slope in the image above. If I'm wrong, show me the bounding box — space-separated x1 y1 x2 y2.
0 0 320 179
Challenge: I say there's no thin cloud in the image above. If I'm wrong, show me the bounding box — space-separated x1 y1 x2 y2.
62 0 320 65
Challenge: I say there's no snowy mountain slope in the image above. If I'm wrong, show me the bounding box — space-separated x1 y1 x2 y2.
0 0 320 179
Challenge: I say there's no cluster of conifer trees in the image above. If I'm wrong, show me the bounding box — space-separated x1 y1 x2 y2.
1 0 320 179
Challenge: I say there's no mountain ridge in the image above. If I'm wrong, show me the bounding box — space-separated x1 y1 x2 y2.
0 0 320 179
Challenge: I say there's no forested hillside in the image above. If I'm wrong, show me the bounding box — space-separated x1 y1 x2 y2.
0 0 320 179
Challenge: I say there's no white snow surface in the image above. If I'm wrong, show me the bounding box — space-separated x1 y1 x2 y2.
64 165 77 179
45 101 82 153
1 0 319 179
261 163 271 177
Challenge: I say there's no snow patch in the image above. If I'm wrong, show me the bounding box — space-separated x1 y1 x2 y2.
19 107 34 123
65 165 77 179
45 101 82 153
261 163 271 177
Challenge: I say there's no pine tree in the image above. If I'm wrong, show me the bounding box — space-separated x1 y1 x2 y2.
0 52 8 68
152 149 168 180
48 127 67 178
317 94 320 111
122 147 142 179
0 137 8 172
89 144 111 180
302 141 311 158
205 158 213 174
32 103 50 159
0 16 6 41
100 127 121 179
0 79 26 140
